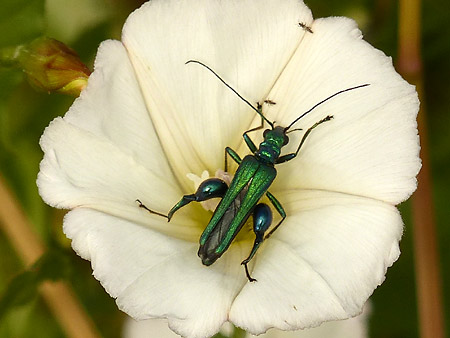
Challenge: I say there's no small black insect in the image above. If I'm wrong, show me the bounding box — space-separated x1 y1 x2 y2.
298 22 313 34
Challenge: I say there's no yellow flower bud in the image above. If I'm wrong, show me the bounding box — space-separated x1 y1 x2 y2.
11 37 90 96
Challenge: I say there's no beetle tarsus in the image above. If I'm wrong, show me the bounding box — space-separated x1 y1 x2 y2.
136 199 170 220
242 261 257 282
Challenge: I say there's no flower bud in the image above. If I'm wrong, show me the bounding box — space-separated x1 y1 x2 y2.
6 37 91 96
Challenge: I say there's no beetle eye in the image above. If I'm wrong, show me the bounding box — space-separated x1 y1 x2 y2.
263 129 269 138
283 134 289 145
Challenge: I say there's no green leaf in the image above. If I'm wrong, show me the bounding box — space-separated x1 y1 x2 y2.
35 248 72 282
0 248 72 320
211 325 247 338
231 327 247 338
211 333 228 338
0 0 46 48
0 271 38 319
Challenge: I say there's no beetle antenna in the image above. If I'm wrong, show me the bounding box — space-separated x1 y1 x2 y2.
186 60 274 128
285 84 370 131
286 128 302 134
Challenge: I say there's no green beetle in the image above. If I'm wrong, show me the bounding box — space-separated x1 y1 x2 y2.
138 60 368 281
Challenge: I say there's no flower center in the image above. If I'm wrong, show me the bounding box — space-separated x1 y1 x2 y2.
186 169 233 212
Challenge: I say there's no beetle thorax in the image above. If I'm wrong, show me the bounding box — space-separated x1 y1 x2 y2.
256 126 288 164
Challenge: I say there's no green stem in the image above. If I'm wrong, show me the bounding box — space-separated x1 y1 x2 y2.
0 45 24 67
398 1 446 338
0 174 101 338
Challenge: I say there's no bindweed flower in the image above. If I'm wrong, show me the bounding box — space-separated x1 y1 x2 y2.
123 304 370 338
37 0 420 337
2 37 90 96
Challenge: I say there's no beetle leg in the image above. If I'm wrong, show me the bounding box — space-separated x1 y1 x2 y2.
243 113 265 154
224 147 241 171
241 203 273 282
225 112 265 171
264 191 287 239
137 178 228 222
276 115 333 164
136 199 170 219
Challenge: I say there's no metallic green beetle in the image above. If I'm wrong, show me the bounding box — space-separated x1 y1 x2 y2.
138 60 369 281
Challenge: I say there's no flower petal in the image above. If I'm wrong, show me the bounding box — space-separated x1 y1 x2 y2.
64 40 174 185
123 303 369 338
64 208 249 338
230 190 402 334
249 304 370 338
37 1 420 337
123 318 182 338
264 17 420 204
121 0 313 189
37 40 198 239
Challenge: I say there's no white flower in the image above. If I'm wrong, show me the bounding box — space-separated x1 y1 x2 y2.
37 0 420 337
123 303 370 338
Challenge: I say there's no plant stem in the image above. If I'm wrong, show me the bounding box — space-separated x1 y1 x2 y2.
397 1 446 338
0 45 23 67
0 174 101 338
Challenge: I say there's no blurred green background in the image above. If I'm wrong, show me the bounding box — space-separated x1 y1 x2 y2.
0 0 448 337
